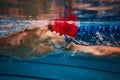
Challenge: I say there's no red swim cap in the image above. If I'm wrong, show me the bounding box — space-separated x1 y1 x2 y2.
53 18 78 37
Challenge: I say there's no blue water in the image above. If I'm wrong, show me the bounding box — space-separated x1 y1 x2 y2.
0 53 120 80
0 16 120 80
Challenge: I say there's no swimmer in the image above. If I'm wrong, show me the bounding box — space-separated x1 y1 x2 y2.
0 25 120 59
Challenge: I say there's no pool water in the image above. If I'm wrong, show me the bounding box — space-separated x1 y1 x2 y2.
0 53 120 80
0 17 120 80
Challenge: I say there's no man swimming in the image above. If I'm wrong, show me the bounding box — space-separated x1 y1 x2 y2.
0 24 120 59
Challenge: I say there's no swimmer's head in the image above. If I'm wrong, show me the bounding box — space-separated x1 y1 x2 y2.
48 20 78 37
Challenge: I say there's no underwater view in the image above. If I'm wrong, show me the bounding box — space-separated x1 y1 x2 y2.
0 0 120 80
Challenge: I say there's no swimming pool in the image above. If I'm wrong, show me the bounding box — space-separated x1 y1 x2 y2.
0 16 120 80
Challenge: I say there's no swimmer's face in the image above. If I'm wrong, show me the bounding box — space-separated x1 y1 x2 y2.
40 26 65 46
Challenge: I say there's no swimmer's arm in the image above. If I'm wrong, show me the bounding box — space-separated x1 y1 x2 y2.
69 42 120 56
